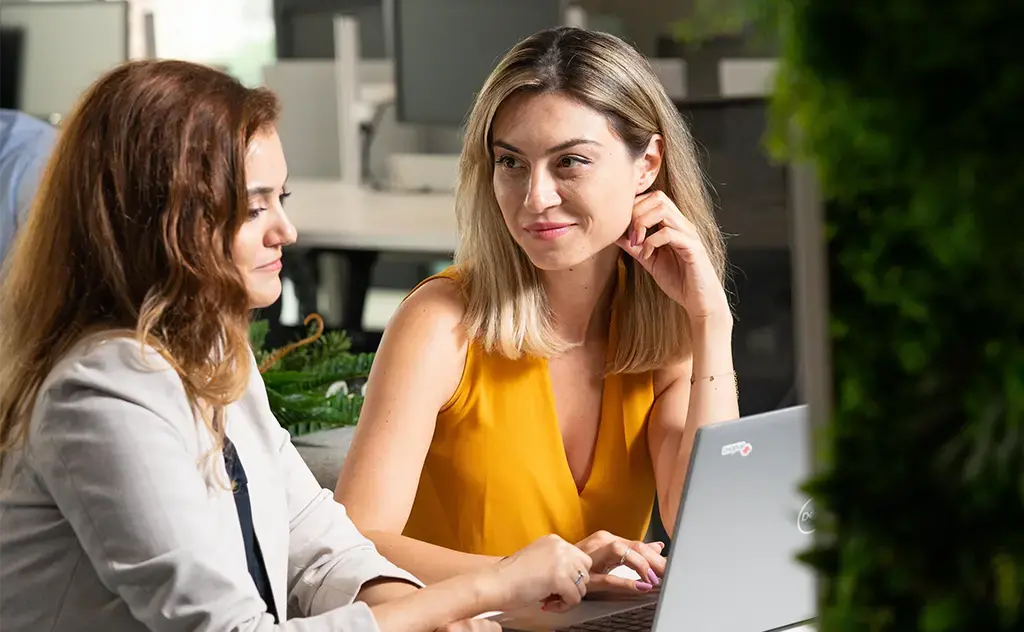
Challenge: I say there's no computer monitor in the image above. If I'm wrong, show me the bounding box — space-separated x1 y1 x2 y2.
0 26 24 110
393 0 565 127
0 1 128 118
274 0 389 61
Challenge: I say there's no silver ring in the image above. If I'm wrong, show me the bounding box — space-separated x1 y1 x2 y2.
618 548 630 566
574 570 584 585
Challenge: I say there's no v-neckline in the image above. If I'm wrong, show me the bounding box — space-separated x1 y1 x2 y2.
540 256 626 498
540 357 610 497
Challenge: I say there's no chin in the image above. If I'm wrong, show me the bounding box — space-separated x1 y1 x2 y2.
521 246 597 272
248 283 283 310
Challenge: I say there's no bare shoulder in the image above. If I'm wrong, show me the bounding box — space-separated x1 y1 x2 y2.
392 275 465 328
336 276 469 526
383 275 466 351
366 276 468 412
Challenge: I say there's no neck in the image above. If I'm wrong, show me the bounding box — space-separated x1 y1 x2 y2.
539 247 620 345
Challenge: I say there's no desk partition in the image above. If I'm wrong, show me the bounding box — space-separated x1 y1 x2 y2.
0 1 128 120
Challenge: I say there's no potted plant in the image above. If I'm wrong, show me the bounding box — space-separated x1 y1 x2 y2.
250 314 374 437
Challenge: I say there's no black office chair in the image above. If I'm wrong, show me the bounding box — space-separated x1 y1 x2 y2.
646 497 671 552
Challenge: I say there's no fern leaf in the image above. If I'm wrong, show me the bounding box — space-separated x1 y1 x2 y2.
263 370 363 394
253 318 373 435
315 353 375 380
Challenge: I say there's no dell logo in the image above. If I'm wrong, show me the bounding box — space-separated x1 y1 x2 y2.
797 498 815 534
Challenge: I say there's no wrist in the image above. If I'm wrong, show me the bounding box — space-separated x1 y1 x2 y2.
689 312 733 338
472 562 509 612
689 312 735 378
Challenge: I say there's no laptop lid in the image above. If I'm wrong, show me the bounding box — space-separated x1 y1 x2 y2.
653 405 816 631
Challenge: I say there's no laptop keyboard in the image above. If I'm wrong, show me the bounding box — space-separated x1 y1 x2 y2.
557 603 656 631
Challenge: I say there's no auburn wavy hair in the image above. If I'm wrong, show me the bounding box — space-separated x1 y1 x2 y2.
0 60 280 456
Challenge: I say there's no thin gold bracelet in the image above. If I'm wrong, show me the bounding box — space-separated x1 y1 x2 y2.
690 371 738 393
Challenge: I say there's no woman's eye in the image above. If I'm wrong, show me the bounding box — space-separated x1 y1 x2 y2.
247 208 265 220
279 190 292 206
558 156 588 168
495 155 521 169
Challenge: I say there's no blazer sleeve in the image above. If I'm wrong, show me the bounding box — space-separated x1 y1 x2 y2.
27 340 398 632
274 421 424 618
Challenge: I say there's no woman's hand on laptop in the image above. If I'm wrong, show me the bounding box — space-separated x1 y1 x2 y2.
574 531 666 595
487 534 593 613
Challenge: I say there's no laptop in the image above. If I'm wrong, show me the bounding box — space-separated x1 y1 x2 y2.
490 405 817 631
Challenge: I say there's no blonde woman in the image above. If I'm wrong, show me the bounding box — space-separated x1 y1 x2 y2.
336 27 739 594
0 60 594 632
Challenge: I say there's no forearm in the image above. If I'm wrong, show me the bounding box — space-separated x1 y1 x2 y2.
369 568 500 632
664 317 739 531
356 577 421 606
364 529 500 585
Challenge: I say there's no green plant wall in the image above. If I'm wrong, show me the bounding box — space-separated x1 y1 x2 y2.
767 1 1024 630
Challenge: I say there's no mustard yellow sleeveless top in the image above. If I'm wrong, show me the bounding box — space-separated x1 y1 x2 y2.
402 262 657 557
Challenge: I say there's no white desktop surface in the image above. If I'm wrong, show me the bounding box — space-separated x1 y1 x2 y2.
353 82 397 125
360 82 396 106
285 179 458 253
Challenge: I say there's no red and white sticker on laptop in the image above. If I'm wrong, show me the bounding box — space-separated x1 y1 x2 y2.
721 441 753 457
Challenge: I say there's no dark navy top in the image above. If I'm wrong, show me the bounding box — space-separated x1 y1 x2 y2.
223 437 278 621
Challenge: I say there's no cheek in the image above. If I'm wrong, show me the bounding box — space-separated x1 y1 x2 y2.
574 176 635 235
232 225 261 267
492 177 521 223
595 205 633 245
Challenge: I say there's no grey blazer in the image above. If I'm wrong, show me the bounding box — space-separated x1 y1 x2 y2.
0 335 422 631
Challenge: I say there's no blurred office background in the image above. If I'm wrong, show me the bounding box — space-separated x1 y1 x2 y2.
1 0 795 418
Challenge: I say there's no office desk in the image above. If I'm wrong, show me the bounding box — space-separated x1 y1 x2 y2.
286 179 457 252
281 179 458 339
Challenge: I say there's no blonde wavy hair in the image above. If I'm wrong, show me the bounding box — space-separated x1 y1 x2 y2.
455 27 726 373
0 60 279 458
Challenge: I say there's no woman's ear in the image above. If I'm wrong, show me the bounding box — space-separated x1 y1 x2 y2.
636 134 664 194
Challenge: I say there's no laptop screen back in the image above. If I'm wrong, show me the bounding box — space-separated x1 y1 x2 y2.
654 406 816 631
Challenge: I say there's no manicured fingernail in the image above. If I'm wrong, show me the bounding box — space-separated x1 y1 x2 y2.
647 568 660 586
651 542 665 553
629 230 637 247
636 581 654 592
